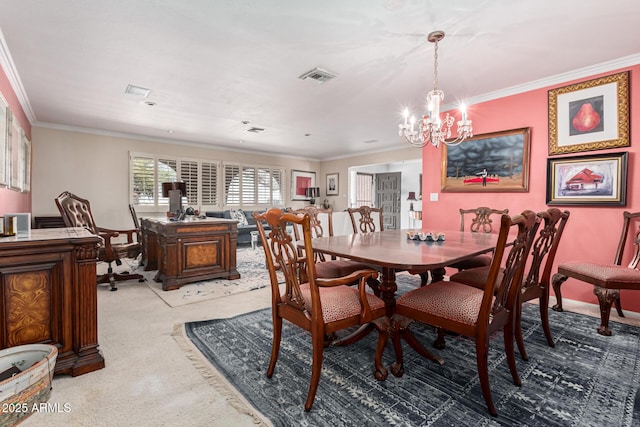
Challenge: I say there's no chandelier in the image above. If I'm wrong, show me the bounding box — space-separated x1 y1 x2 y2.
398 31 473 148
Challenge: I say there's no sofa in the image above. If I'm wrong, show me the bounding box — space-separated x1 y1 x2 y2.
205 209 269 244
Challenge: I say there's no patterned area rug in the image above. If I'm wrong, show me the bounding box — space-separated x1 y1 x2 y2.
146 247 271 307
183 274 640 426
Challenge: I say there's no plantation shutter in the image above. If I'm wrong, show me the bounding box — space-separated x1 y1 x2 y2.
201 161 218 206
180 160 198 205
242 166 256 204
224 164 241 205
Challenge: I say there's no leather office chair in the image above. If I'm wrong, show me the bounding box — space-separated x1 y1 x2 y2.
388 210 538 416
552 210 640 336
55 191 144 291
253 208 390 411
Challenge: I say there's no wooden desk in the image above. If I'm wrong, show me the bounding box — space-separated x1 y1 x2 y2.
141 217 240 291
0 228 104 376
310 229 499 315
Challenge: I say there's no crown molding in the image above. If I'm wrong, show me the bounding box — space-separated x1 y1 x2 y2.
461 53 640 108
33 121 317 162
0 28 36 124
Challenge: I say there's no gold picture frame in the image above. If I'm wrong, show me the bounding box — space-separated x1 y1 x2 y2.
548 71 629 155
441 127 530 192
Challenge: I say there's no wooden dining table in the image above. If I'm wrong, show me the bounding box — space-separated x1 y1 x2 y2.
309 229 501 316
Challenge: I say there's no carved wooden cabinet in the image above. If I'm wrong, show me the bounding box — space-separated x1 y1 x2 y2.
141 217 240 291
0 228 104 376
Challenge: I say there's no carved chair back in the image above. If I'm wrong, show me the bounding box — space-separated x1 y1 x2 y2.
347 206 383 234
615 211 640 268
291 206 333 263
460 207 509 234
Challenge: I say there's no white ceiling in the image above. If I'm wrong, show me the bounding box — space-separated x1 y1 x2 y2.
1 1 639 160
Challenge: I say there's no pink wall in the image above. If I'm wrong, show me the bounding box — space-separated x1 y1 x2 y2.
0 64 31 213
421 64 640 312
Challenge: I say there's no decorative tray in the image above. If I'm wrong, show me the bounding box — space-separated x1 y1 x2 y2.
406 231 445 242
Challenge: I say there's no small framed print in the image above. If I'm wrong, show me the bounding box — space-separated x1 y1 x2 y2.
291 170 316 201
546 151 627 206
548 71 629 155
326 173 338 196
0 94 7 186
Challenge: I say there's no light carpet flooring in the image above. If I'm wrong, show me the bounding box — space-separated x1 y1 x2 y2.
20 267 640 427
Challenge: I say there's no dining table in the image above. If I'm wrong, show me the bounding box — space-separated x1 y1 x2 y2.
309 229 501 316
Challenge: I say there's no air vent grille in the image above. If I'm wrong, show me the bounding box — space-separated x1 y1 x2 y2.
125 84 151 97
247 127 265 133
299 67 337 84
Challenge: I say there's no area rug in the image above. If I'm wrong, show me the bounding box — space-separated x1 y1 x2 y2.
146 247 271 307
182 274 640 426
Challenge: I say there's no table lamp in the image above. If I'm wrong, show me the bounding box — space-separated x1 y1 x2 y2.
162 181 187 219
407 191 417 211
305 187 320 205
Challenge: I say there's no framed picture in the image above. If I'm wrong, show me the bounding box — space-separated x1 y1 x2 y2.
326 172 338 196
9 112 22 191
546 151 628 206
21 132 30 193
441 127 530 192
0 95 8 187
548 71 629 155
291 170 316 201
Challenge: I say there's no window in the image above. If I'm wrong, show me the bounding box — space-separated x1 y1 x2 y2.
224 163 284 207
130 152 219 211
355 173 374 207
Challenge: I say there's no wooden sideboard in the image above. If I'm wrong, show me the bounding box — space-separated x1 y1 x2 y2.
141 217 240 291
0 228 105 376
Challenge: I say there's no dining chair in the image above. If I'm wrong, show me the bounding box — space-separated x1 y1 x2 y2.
388 210 538 416
55 191 144 291
447 207 510 272
347 206 383 234
253 208 390 411
552 210 640 336
291 206 380 295
450 208 570 359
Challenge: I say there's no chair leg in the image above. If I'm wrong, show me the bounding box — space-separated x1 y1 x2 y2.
305 329 325 411
504 319 521 386
267 316 282 378
551 273 567 312
433 327 446 349
614 296 625 318
515 304 528 361
476 336 497 417
539 291 555 348
390 316 405 378
594 286 619 336
372 317 390 381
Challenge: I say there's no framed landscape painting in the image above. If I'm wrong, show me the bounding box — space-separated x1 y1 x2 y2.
441 127 530 192
548 71 629 155
546 151 627 206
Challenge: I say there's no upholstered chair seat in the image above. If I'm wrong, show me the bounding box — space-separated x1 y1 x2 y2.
557 262 640 288
396 281 492 326
299 283 385 324
314 259 377 280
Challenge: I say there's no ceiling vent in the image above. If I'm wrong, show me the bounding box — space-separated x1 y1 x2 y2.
299 67 337 84
125 84 151 97
247 127 265 133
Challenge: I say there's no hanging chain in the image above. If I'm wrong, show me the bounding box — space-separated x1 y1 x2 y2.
433 38 439 91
